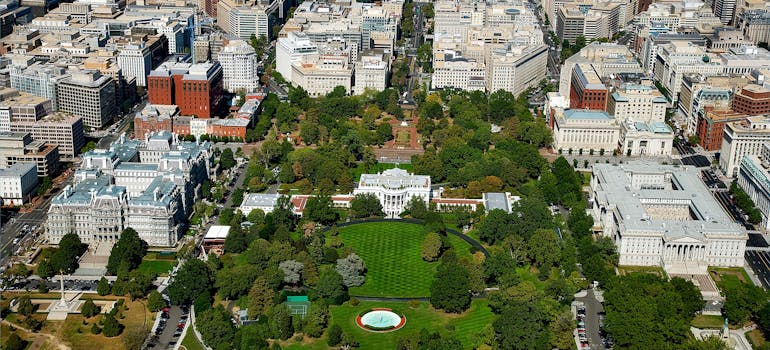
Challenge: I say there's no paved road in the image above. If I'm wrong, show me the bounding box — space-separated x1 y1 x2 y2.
575 289 606 350
1 190 59 266
746 250 770 289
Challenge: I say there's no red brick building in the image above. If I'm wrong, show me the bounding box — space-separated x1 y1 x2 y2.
147 61 224 118
731 84 770 115
570 63 608 110
134 107 175 139
696 109 747 151
210 118 249 139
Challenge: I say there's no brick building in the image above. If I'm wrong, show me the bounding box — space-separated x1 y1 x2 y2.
731 84 770 115
147 62 224 118
570 63 608 110
696 109 747 151
133 105 177 139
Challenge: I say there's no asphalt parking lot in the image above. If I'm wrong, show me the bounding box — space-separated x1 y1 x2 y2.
147 303 187 350
575 289 606 350
745 250 770 289
6 278 99 292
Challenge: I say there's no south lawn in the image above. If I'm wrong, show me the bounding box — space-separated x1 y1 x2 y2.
283 300 495 350
335 221 475 298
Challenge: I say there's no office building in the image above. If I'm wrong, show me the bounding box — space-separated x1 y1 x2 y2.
486 44 549 97
217 0 270 40
570 63 609 110
559 42 643 97
117 42 152 87
276 32 319 83
56 70 116 129
619 120 674 156
147 61 225 118
9 64 69 110
556 3 618 44
0 132 60 178
354 54 389 95
552 108 620 153
731 84 770 115
590 161 747 273
607 83 668 122
712 0 737 24
353 168 431 219
652 41 723 103
719 45 770 75
737 9 770 45
11 112 85 158
721 116 770 177
126 177 184 246
737 143 770 230
697 109 746 151
218 40 259 93
134 105 177 140
0 162 38 205
290 54 352 97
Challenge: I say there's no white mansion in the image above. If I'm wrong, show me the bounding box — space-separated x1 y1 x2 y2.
590 162 747 274
353 168 431 218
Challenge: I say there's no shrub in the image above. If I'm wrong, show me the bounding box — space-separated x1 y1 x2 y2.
349 297 360 307
327 324 343 346
407 300 420 309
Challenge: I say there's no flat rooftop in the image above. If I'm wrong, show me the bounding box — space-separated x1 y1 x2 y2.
593 162 746 241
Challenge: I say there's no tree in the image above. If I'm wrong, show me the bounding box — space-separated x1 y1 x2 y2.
102 313 123 337
52 233 87 274
671 277 705 317
430 254 471 313
375 123 393 145
269 304 293 340
305 195 339 225
349 193 383 218
216 265 260 300
81 298 100 318
327 324 343 346
477 209 513 245
147 290 166 312
168 259 213 305
303 302 329 337
17 295 34 316
6 332 27 350
36 259 54 279
248 276 275 319
421 232 443 262
197 305 236 348
194 291 212 313
335 253 367 287
37 176 52 196
404 196 429 219
106 228 148 275
312 270 348 305
758 302 770 339
527 228 561 268
278 260 303 285
220 148 236 170
494 301 550 350
97 276 111 296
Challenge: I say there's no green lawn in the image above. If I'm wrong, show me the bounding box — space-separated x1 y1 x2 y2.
284 300 495 350
181 328 205 350
352 163 414 181
709 267 752 290
336 222 472 298
691 314 725 329
137 259 176 275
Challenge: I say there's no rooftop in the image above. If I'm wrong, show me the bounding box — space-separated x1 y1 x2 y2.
204 225 230 240
358 168 430 189
563 109 613 120
593 161 746 240
0 162 36 177
241 193 281 208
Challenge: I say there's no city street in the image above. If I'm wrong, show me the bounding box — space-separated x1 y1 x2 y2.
746 250 770 289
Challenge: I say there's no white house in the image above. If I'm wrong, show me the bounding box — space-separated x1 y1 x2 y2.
353 168 431 218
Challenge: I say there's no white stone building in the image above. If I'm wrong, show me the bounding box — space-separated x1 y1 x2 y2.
552 109 621 153
720 116 770 178
276 32 319 82
290 54 352 96
117 42 152 87
737 143 770 231
0 162 37 206
432 55 486 92
353 168 431 218
486 44 549 97
354 54 389 95
606 84 668 123
219 40 259 93
590 162 747 274
619 120 674 156
652 41 724 103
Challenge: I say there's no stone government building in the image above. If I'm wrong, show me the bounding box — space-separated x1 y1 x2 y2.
590 161 747 275
46 131 213 247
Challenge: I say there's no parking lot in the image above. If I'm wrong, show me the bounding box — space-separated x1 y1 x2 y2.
745 250 770 289
147 300 188 349
6 277 99 292
575 289 608 349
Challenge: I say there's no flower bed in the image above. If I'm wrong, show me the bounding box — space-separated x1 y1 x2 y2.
355 308 406 332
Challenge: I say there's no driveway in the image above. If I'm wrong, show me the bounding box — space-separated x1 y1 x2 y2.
575 288 606 350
